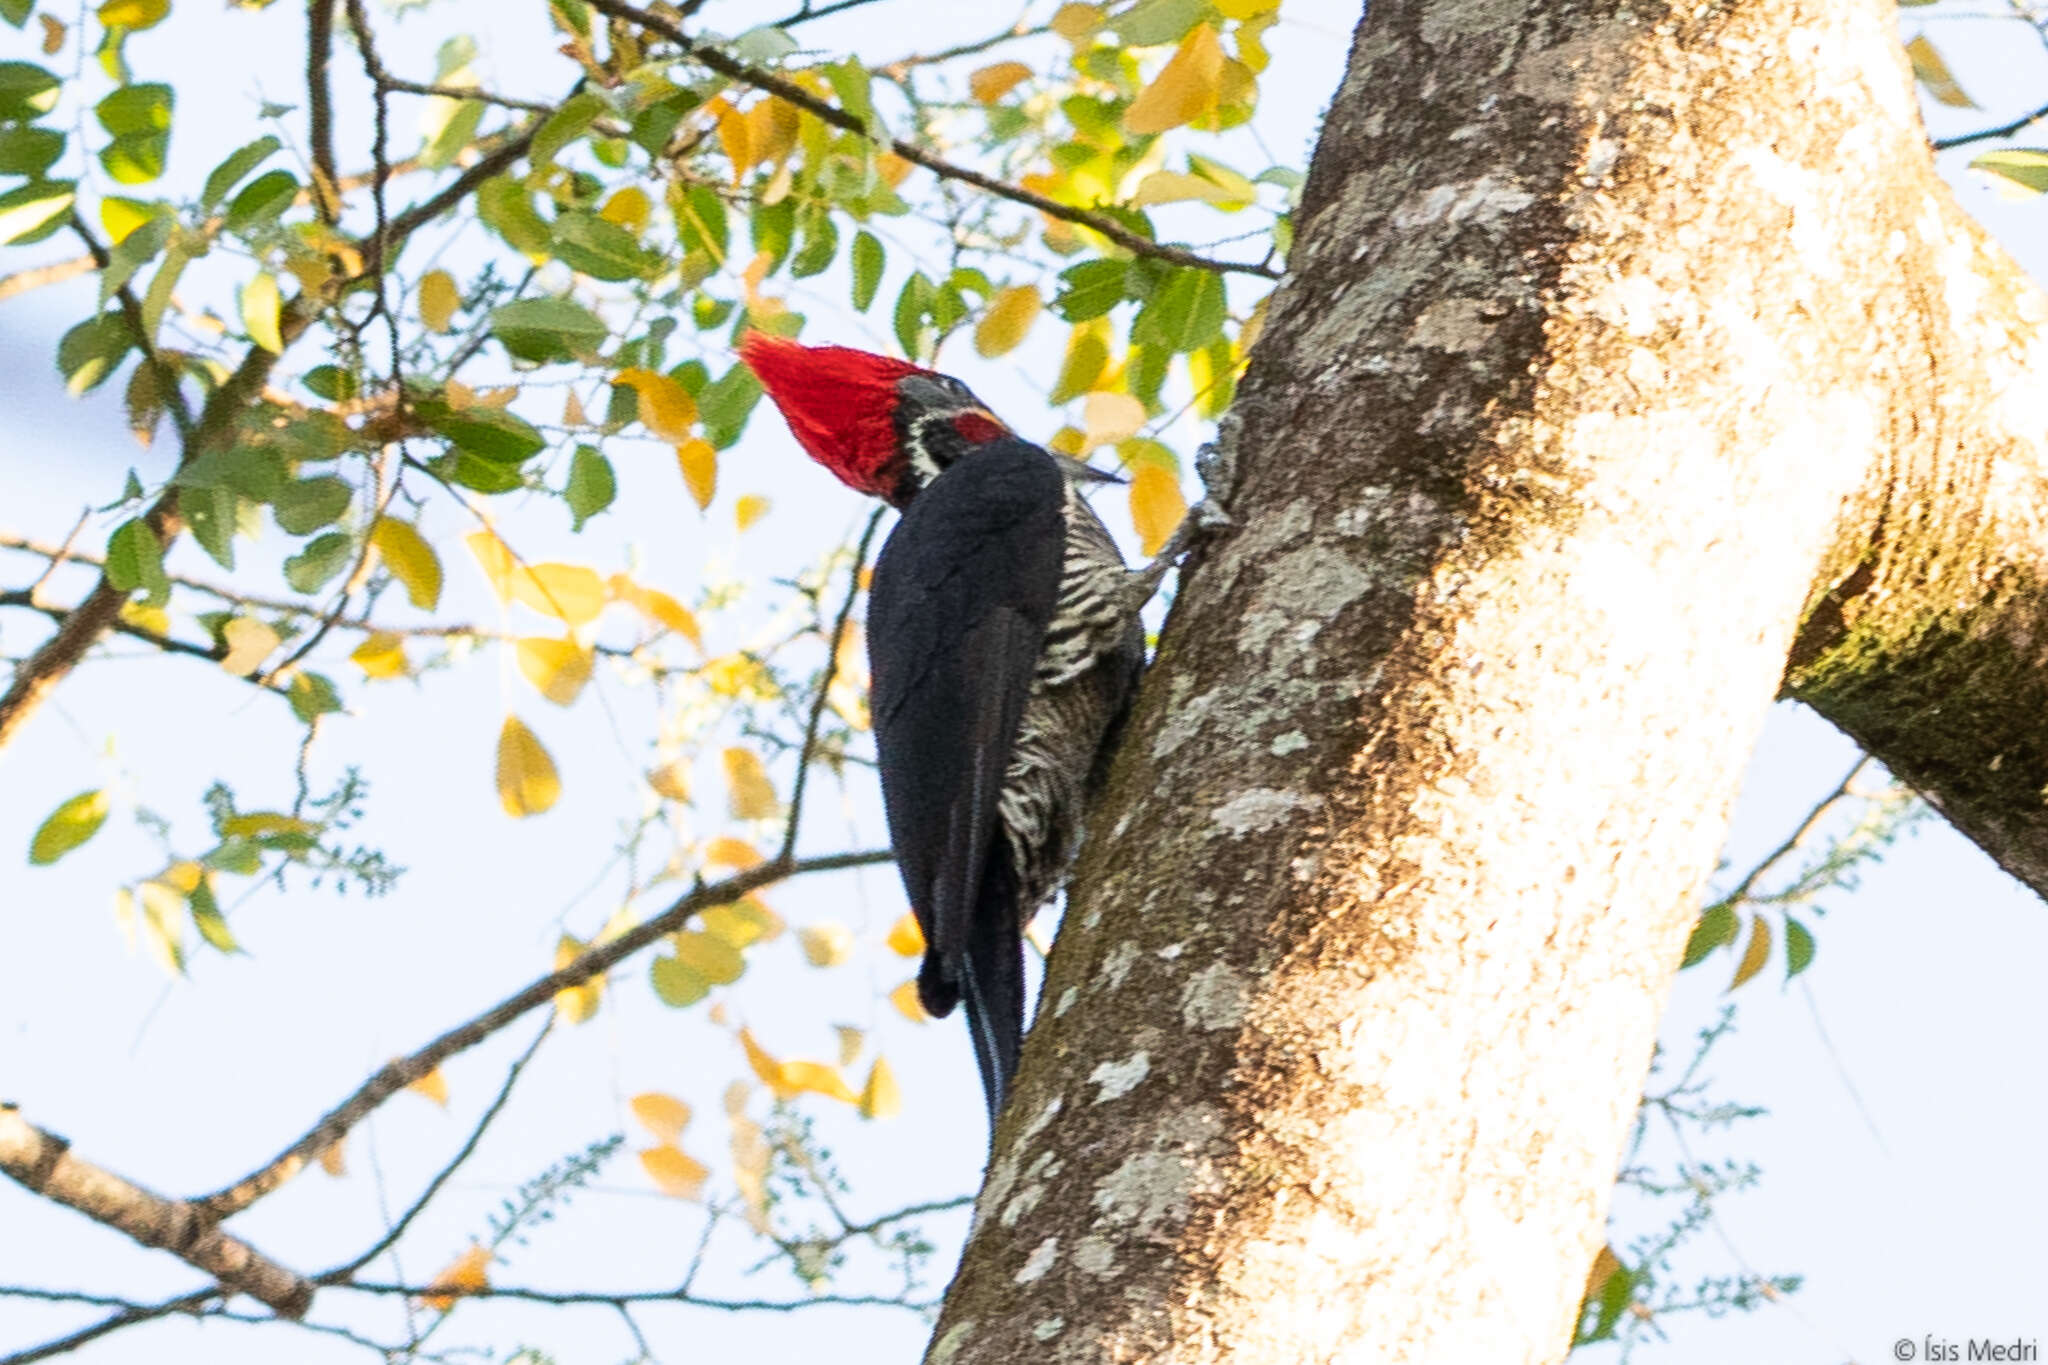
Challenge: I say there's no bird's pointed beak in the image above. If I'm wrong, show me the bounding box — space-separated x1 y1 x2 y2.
1051 450 1126 486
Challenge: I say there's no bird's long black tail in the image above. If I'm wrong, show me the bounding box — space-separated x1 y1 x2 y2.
958 847 1025 1129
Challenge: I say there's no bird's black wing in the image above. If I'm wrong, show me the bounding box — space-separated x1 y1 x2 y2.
866 440 1064 1029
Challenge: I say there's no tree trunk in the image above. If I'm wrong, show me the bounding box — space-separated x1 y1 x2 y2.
929 0 2048 1361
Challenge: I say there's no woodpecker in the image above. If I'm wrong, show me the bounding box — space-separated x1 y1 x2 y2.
741 333 1145 1126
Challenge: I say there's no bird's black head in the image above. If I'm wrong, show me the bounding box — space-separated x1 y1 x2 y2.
889 371 1014 502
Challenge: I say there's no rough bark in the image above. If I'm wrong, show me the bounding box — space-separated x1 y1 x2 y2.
929 0 2048 1361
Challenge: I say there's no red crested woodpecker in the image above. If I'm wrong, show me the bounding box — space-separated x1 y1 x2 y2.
741 332 1147 1127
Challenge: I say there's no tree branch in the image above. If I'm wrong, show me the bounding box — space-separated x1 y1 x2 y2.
1931 97 2048 150
307 0 342 223
0 255 95 304
579 0 1282 280
0 1108 311 1318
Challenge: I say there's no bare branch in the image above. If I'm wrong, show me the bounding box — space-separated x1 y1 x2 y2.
0 1108 311 1317
0 1288 217 1365
579 0 1283 280
0 255 95 303
778 510 883 864
1931 98 2048 150
334 1279 938 1312
307 0 343 223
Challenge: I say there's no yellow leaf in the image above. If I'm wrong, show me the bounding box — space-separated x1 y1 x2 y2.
512 562 606 625
1050 1 1101 40
859 1055 901 1120
835 1025 865 1067
640 1143 709 1199
608 575 703 648
465 528 517 599
136 879 186 974
708 95 753 182
1213 0 1280 13
218 617 280 677
630 1091 692 1142
704 836 761 868
553 933 603 1023
599 186 651 233
1132 169 1238 207
1729 915 1772 991
163 860 204 894
318 1139 347 1177
616 367 698 443
217 812 320 838
562 389 588 427
418 269 459 332
739 1026 788 1093
241 271 284 353
29 789 110 866
799 922 854 967
701 897 783 949
39 13 64 53
888 979 928 1023
729 1110 772 1233
99 0 168 32
885 912 925 957
421 1244 490 1311
1082 390 1146 448
351 631 407 679
646 761 691 802
372 518 443 610
515 636 594 706
781 1059 860 1104
677 437 717 510
674 928 745 985
408 1066 450 1107
1124 23 1224 134
722 747 780 820
650 953 711 1007
746 97 801 169
496 715 561 818
974 283 1042 358
1130 465 1187 556
735 494 771 531
875 151 913 188
968 61 1033 104
119 599 169 635
1906 35 1976 109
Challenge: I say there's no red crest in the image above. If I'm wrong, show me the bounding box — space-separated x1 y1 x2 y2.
739 333 926 498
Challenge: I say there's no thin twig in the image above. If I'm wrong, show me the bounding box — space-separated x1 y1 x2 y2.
0 1288 217 1365
579 0 1282 280
1931 97 2048 150
778 511 883 864
0 254 95 303
334 1280 937 1312
378 78 562 116
322 1021 554 1281
1709 757 1873 910
22 510 90 605
196 848 892 1220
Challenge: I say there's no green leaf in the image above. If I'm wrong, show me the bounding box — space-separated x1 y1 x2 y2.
1970 148 2048 197
416 400 547 463
0 62 60 123
675 182 728 262
184 487 240 569
420 96 484 171
58 312 133 394
1680 903 1738 969
287 670 343 723
303 365 357 401
1784 915 1816 979
284 531 353 594
823 58 880 136
892 271 932 358
176 442 286 501
188 879 243 954
29 790 110 865
477 174 552 253
0 126 62 176
225 168 298 228
105 517 168 602
96 212 171 307
565 444 615 529
697 363 762 450
0 178 73 245
272 476 352 535
850 229 884 311
552 209 659 281
489 296 608 363
98 131 169 185
1134 265 1227 353
749 197 795 274
650 951 709 1007
1053 258 1129 322
95 82 172 135
531 90 605 166
200 135 281 209
790 209 837 279
1 0 33 30
431 450 526 493
1110 0 1205 46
